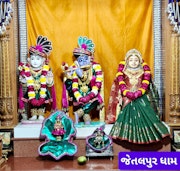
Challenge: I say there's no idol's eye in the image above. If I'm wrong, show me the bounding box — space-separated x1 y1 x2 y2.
84 56 88 60
78 56 84 62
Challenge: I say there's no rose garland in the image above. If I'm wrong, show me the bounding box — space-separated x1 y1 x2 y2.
18 62 49 106
116 61 151 100
72 62 103 103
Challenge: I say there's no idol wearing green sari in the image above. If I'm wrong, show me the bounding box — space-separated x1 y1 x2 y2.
107 49 170 144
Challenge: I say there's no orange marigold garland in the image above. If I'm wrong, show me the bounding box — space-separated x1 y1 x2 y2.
116 61 151 100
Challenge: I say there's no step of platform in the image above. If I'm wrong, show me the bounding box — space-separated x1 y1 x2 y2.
14 122 111 139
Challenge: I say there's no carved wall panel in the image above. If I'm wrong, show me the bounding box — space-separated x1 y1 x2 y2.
164 1 180 124
169 34 180 123
0 0 18 128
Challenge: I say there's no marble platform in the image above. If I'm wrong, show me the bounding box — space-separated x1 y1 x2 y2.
13 122 171 158
14 122 111 139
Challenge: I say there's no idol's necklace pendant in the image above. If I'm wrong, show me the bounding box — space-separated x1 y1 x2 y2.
81 85 88 93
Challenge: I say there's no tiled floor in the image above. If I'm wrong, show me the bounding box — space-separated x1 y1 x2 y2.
0 154 119 171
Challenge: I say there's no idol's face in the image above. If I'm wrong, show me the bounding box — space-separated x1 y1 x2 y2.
127 54 140 69
30 55 44 68
77 55 90 67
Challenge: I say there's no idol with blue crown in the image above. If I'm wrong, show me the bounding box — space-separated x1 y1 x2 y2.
61 36 104 125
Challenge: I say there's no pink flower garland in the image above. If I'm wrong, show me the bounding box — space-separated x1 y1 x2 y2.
19 62 48 107
117 61 151 100
72 62 103 104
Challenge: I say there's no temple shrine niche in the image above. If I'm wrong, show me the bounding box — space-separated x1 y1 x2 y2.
0 0 176 160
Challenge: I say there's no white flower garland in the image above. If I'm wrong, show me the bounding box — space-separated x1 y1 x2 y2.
0 1 13 35
19 64 49 100
167 1 180 34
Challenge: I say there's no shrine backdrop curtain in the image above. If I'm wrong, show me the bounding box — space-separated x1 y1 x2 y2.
26 0 153 118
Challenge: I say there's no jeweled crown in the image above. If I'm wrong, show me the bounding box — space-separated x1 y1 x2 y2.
73 36 95 57
125 48 142 63
29 35 52 58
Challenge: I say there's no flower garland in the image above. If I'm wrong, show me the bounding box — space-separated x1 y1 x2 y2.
166 1 180 34
18 62 49 106
0 1 13 35
116 61 151 100
72 62 103 103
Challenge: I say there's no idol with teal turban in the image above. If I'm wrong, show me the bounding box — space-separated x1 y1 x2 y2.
61 36 104 125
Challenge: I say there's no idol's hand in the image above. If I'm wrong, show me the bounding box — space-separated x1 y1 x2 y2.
74 60 83 78
46 70 54 85
66 66 74 78
76 67 83 78
19 75 27 84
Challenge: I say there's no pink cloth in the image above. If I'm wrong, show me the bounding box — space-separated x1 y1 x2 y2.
51 85 57 110
62 83 68 109
18 84 24 109
52 128 65 136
